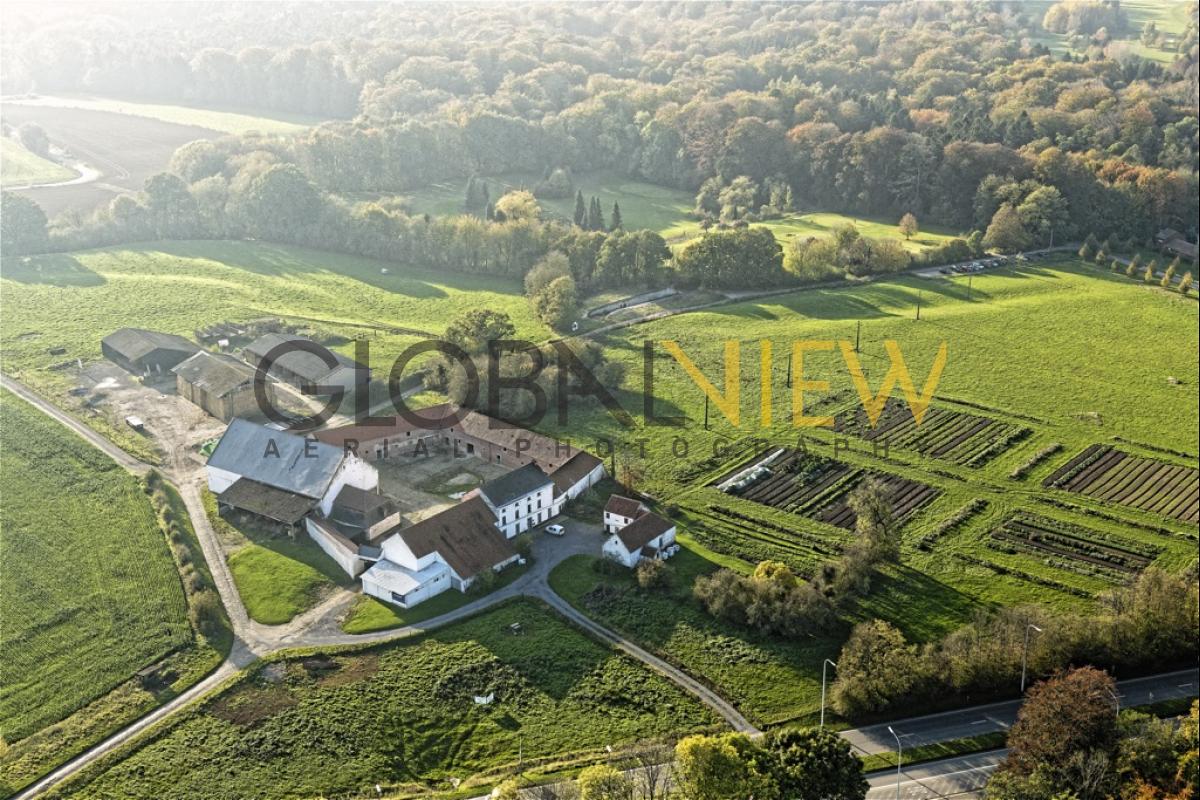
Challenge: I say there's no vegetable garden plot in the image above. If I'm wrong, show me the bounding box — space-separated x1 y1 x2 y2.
1043 445 1199 524
834 398 1031 467
718 449 941 531
987 511 1164 582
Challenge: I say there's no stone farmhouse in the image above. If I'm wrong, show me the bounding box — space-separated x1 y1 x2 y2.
172 351 270 422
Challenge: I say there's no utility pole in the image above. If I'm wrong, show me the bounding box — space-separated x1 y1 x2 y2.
820 659 837 728
915 289 922 321
1021 623 1043 692
785 356 792 389
888 726 903 800
703 394 709 430
854 320 861 353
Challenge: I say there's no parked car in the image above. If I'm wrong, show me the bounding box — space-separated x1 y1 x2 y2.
545 524 565 536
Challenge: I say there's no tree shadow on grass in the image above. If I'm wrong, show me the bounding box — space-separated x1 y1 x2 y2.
1 253 105 286
148 240 455 300
850 563 987 642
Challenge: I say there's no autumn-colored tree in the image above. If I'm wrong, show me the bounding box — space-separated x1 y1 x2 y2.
1179 272 1193 295
1004 667 1119 777
898 212 918 240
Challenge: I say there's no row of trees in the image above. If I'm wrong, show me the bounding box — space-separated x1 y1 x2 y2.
831 567 1198 719
492 728 868 800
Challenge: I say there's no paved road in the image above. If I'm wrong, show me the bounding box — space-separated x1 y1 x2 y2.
865 749 1005 799
842 667 1199 756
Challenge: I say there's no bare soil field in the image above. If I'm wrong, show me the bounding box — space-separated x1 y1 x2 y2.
0 104 216 219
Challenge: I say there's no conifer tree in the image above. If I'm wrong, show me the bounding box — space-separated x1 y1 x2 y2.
574 190 586 227
610 201 622 231
1179 272 1193 295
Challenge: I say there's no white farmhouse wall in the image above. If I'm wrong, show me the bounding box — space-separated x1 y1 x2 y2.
317 456 379 516
380 532 441 572
494 483 555 538
602 536 639 568
305 518 365 578
207 466 242 495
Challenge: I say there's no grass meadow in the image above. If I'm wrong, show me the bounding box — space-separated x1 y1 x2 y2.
3 94 320 135
536 256 1199 726
0 137 75 187
49 600 719 799
0 240 548 458
0 391 225 794
400 170 963 249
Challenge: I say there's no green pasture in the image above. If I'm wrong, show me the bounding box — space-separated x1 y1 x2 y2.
3 95 320 135
49 600 718 799
0 137 75 187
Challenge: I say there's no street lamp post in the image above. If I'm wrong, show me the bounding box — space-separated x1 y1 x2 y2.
1021 623 1044 693
820 659 837 729
887 725 902 800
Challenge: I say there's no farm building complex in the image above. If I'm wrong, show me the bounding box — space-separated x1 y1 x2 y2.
207 406 621 609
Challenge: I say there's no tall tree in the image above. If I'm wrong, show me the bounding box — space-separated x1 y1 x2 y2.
573 189 586 227
609 201 622 231
0 192 49 257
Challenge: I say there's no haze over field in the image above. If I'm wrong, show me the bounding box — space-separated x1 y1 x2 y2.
1 3 1197 800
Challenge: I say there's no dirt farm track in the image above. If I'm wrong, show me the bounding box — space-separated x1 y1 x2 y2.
1 103 217 218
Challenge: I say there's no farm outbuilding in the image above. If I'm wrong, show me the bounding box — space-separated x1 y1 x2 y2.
101 328 200 377
242 333 369 395
172 351 271 422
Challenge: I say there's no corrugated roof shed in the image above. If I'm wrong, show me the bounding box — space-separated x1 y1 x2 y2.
172 351 257 398
207 418 345 499
102 328 199 363
217 478 317 524
243 333 364 385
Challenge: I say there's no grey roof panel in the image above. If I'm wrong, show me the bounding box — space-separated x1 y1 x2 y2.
207 418 345 499
172 351 257 398
478 462 553 508
103 328 199 362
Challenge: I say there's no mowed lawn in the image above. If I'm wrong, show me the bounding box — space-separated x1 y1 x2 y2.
51 600 719 799
0 137 75 187
3 95 320 135
0 390 191 743
0 240 548 397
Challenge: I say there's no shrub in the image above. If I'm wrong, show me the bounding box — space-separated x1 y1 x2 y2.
635 558 671 592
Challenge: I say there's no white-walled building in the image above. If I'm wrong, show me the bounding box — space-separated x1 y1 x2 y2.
361 497 520 608
603 495 649 534
475 463 556 538
602 511 677 568
206 418 378 522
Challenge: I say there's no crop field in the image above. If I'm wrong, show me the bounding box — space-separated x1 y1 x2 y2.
988 511 1164 583
0 391 191 745
51 600 718 799
0 137 75 187
834 397 1031 467
1043 445 1199 524
3 94 320 135
0 105 226 218
717 449 942 531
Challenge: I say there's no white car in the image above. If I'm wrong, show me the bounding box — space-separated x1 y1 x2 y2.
544 524 565 536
